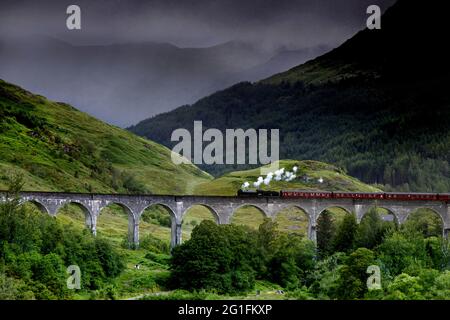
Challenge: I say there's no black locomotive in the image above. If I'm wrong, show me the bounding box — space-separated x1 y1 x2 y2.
237 189 280 197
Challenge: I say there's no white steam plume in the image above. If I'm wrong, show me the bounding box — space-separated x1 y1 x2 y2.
241 167 298 190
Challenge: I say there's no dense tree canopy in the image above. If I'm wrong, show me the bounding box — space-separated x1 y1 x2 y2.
0 176 125 299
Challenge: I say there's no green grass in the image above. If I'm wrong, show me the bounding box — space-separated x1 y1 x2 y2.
230 206 266 229
274 207 309 235
194 160 381 196
140 280 287 300
0 79 212 194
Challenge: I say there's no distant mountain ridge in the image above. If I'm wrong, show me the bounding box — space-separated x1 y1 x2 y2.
0 36 324 127
129 0 450 192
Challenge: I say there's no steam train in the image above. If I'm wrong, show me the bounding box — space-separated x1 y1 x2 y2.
237 189 450 202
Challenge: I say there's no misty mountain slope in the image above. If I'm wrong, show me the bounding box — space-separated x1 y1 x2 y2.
0 79 212 193
0 36 322 127
129 0 450 192
266 0 450 85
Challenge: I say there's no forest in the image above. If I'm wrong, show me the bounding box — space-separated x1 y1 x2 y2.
166 211 449 300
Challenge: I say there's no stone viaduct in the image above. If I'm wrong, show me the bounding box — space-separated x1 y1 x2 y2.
1 191 449 249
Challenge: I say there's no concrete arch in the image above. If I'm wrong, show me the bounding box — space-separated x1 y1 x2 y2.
404 207 445 226
182 204 220 224
21 199 50 215
139 203 175 250
230 204 269 229
98 202 138 247
55 200 91 217
317 205 353 221
273 205 310 220
231 204 268 219
141 203 176 221
273 205 311 238
54 200 96 233
99 202 135 219
360 206 400 225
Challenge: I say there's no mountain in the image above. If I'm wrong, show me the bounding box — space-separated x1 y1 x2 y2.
0 79 211 193
129 0 450 193
0 79 380 196
0 36 324 127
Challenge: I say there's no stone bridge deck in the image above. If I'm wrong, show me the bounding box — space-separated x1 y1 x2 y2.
1 191 448 248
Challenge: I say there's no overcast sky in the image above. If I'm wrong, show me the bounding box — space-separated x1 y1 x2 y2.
1 0 395 49
0 0 396 126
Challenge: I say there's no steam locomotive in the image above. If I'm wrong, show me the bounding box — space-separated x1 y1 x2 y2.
237 189 450 202
237 189 280 197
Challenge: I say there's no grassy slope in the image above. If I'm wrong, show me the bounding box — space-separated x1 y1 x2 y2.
0 79 212 193
194 160 381 196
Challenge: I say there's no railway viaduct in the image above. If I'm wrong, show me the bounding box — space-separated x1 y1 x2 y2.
1 191 449 249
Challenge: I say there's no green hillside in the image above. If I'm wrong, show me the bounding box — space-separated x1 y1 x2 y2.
129 0 450 193
0 79 212 194
194 160 381 196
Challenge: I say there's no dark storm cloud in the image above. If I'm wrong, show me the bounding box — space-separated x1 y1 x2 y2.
0 0 397 126
0 0 396 48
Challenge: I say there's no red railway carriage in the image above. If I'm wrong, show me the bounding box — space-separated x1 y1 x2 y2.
437 194 450 202
278 190 447 201
360 193 385 200
281 190 332 199
333 192 384 200
384 193 438 201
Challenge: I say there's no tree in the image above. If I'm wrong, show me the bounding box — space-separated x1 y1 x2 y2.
308 252 347 299
333 214 357 253
356 209 388 249
316 210 335 258
403 210 443 238
377 231 427 276
169 221 257 294
384 274 424 300
0 273 34 300
429 271 450 299
336 248 376 299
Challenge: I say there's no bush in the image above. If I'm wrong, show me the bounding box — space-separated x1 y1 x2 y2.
336 248 376 299
384 274 425 300
377 232 427 276
139 234 170 254
141 208 171 228
145 252 171 266
169 221 258 294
